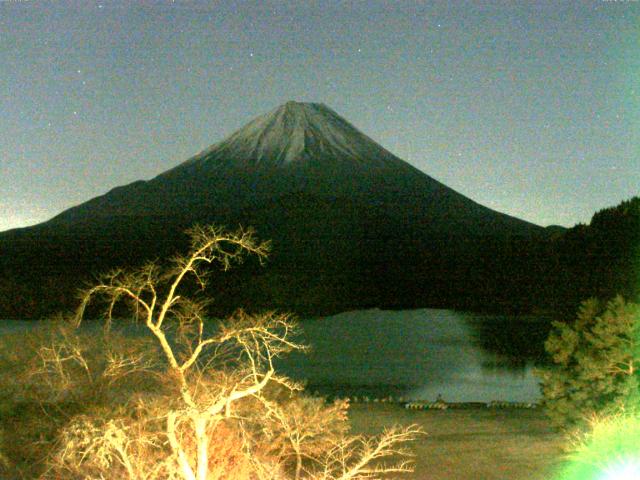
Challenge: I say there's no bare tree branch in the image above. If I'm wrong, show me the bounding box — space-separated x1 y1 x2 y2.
56 225 422 480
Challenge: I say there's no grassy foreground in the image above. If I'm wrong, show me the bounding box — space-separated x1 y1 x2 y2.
348 403 565 480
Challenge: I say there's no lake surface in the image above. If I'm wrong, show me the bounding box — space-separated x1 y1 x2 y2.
0 308 550 403
277 308 549 403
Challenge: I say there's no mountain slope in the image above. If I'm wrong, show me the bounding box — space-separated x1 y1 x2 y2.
46 102 538 235
0 101 547 317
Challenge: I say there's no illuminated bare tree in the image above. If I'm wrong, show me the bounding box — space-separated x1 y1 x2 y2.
60 225 422 480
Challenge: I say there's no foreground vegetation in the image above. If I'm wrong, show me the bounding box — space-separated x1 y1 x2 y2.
0 225 420 479
537 295 640 479
1 218 638 478
537 296 640 430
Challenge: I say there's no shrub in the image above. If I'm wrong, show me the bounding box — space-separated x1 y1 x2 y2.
0 321 165 478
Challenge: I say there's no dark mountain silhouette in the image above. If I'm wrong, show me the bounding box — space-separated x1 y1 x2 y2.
1 101 551 318
541 197 640 316
45 102 540 234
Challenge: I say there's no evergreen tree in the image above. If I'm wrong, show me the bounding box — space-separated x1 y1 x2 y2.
537 296 640 429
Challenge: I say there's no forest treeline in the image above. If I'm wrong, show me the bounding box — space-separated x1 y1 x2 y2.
540 196 639 315
0 196 637 319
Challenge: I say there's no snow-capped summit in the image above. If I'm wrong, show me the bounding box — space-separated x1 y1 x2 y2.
179 101 402 170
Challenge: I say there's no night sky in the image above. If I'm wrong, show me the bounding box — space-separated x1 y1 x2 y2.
1 0 638 231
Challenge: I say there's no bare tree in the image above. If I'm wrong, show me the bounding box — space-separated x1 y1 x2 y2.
51 224 424 480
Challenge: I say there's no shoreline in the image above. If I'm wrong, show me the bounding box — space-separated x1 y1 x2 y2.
348 402 564 480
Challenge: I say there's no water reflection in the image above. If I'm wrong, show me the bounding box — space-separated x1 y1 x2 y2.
276 308 548 403
462 313 553 371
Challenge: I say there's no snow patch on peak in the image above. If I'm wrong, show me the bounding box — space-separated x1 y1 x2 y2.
186 101 403 170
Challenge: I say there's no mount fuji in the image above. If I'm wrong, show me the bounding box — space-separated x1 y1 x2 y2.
47 101 537 234
0 102 547 317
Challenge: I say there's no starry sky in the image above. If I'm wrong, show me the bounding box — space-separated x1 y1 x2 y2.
1 0 638 231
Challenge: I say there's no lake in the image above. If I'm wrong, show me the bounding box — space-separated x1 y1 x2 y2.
0 308 551 403
277 308 550 403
